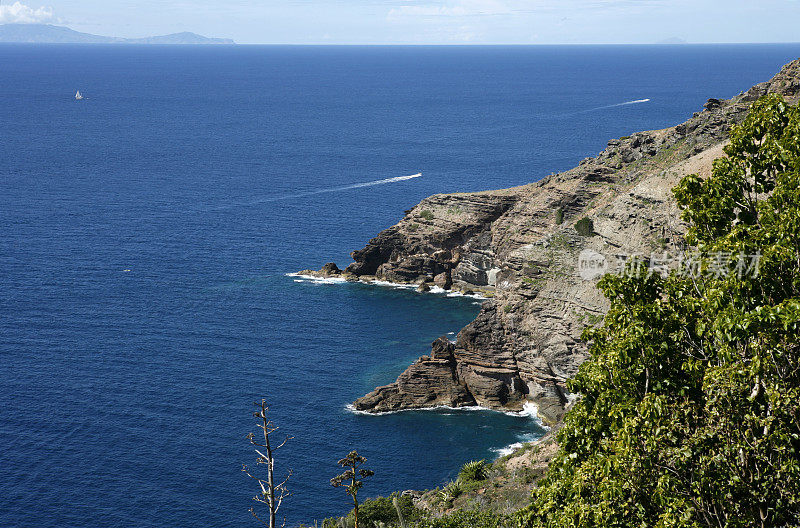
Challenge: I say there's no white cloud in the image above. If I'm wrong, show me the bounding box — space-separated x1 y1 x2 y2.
387 0 666 19
0 2 56 24
388 0 513 18
388 5 466 16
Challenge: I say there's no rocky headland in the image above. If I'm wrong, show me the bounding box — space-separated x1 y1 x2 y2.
298 58 800 425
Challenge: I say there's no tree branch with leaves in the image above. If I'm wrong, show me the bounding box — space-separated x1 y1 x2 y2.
330 451 374 528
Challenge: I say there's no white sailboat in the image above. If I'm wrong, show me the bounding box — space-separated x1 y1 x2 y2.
75 90 84 100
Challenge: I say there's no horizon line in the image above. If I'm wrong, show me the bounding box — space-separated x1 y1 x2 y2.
2 42 800 46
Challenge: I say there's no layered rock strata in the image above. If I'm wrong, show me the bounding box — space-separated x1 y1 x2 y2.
299 59 800 424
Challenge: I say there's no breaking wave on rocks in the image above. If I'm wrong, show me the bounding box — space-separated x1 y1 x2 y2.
492 402 550 458
346 401 548 459
345 403 489 416
286 273 487 300
490 433 543 458
286 273 348 284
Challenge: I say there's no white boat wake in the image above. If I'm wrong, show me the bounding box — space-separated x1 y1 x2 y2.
581 98 651 113
604 98 650 108
332 173 422 192
272 172 421 200
215 172 421 209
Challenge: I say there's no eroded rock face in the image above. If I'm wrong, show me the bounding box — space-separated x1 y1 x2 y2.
345 193 519 282
307 59 800 425
353 337 476 412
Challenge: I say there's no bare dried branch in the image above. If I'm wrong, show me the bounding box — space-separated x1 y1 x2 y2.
244 400 292 528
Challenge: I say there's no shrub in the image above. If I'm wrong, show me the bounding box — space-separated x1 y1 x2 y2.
458 460 489 483
554 207 564 225
574 217 594 236
437 480 463 506
420 210 435 221
341 494 422 527
417 510 508 528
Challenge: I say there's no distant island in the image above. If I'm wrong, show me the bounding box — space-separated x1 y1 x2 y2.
0 24 235 44
657 36 688 44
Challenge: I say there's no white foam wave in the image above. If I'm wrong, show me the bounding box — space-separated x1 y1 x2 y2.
370 280 418 290
492 402 550 459
491 432 542 457
346 403 495 416
216 173 422 209
428 284 487 300
286 273 487 299
502 402 548 425
347 400 548 459
345 401 548 424
493 441 525 457
447 291 485 299
286 273 348 284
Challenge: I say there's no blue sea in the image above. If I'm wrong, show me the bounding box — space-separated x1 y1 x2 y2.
2 44 799 527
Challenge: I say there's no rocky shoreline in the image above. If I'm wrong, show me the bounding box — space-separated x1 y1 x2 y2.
299 59 800 426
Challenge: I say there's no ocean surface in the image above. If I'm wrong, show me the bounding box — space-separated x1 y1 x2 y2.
2 44 800 527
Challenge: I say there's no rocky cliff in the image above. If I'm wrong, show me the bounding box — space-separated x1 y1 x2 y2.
300 58 800 424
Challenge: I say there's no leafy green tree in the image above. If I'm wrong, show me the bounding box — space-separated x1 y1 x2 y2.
517 94 800 528
331 451 374 528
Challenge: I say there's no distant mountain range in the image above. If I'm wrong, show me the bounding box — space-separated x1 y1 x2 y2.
0 24 235 44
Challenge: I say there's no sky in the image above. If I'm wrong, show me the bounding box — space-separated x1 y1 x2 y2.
0 0 799 45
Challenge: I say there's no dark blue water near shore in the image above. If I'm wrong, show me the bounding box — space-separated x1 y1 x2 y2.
2 44 800 527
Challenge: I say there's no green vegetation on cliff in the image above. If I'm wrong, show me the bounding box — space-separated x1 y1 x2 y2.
517 94 800 527
574 217 594 236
